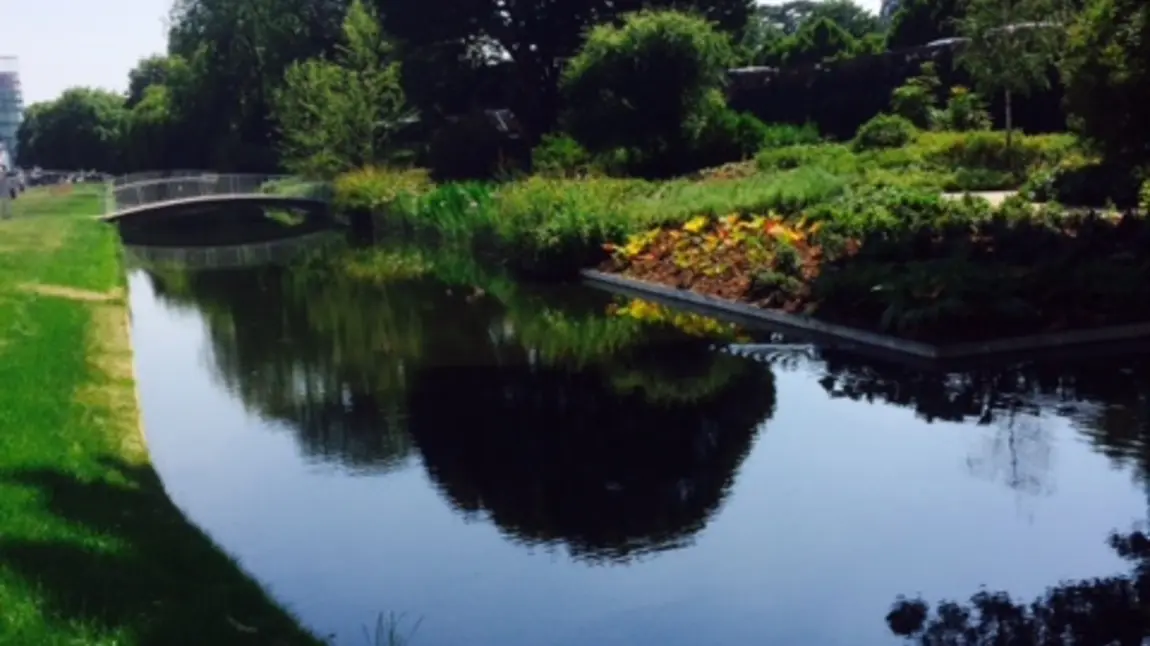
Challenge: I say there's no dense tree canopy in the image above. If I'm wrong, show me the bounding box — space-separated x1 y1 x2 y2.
1061 0 1150 166
8 0 1141 182
376 0 754 138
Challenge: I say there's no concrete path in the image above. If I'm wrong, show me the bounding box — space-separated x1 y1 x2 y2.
941 190 1018 207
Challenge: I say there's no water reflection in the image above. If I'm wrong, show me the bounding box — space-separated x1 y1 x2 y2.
141 246 776 559
126 223 1150 645
888 530 1150 645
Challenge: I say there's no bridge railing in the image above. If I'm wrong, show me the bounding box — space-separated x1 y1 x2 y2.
107 172 333 216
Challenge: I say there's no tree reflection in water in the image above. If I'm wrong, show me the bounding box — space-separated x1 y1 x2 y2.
887 530 1150 645
142 245 776 561
406 344 775 563
806 349 1150 644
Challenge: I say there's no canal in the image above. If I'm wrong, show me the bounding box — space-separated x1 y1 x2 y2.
124 213 1150 646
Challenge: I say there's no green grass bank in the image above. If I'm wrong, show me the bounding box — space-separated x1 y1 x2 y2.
0 186 321 646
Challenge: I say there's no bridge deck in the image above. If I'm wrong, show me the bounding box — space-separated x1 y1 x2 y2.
102 192 329 221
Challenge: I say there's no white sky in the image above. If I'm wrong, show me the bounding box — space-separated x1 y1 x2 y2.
2 0 884 105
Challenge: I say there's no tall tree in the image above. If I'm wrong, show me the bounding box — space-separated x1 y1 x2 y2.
1061 0 1150 166
956 0 1066 157
272 0 412 177
377 0 753 139
758 0 882 39
886 0 962 49
164 0 349 170
15 89 128 172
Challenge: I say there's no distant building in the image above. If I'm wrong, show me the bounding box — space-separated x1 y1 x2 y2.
0 57 24 164
880 0 901 23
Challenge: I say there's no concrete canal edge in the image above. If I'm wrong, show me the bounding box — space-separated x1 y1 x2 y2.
580 270 1150 362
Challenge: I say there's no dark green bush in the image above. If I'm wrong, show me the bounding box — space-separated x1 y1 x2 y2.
690 108 772 169
852 114 917 151
560 10 735 176
759 122 822 149
531 133 594 177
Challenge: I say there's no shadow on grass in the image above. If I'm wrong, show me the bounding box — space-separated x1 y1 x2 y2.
0 458 321 646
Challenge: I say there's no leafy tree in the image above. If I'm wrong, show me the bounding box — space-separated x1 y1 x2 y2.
123 85 180 170
15 88 128 172
934 86 992 131
272 0 412 177
956 0 1066 159
377 0 753 139
126 55 188 108
779 16 861 66
758 0 882 38
560 10 735 167
1061 0 1150 167
746 0 882 65
165 0 349 170
886 0 962 49
890 61 942 128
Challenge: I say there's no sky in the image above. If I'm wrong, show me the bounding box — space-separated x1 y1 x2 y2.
1 0 884 105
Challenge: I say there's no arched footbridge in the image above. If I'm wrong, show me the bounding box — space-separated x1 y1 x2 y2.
101 171 333 221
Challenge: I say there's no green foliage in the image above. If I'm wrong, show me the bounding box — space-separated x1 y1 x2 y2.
890 62 942 128
1061 0 1150 166
759 122 822 148
1023 155 1143 207
561 10 735 167
379 0 753 139
914 130 1075 172
272 0 412 178
1140 179 1150 213
886 0 962 49
15 89 128 172
852 114 918 151
332 165 846 276
777 17 860 66
933 86 992 131
956 0 1066 138
690 106 774 168
532 134 596 177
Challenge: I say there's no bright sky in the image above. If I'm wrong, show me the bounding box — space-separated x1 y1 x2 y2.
3 0 884 105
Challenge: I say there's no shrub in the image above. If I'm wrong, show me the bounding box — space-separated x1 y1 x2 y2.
532 133 595 177
332 166 431 213
689 107 772 169
759 122 822 149
914 131 1076 172
933 86 992 132
890 62 942 129
1141 179 1150 213
757 144 859 174
852 114 917 151
561 10 735 173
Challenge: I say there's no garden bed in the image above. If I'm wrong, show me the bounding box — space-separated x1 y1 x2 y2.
597 196 1150 347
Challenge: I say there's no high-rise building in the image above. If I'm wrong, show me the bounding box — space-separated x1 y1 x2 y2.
0 57 25 165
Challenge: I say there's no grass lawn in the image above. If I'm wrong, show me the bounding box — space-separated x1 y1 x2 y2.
0 185 321 645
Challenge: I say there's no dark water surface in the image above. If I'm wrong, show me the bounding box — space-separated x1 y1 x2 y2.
126 230 1150 645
